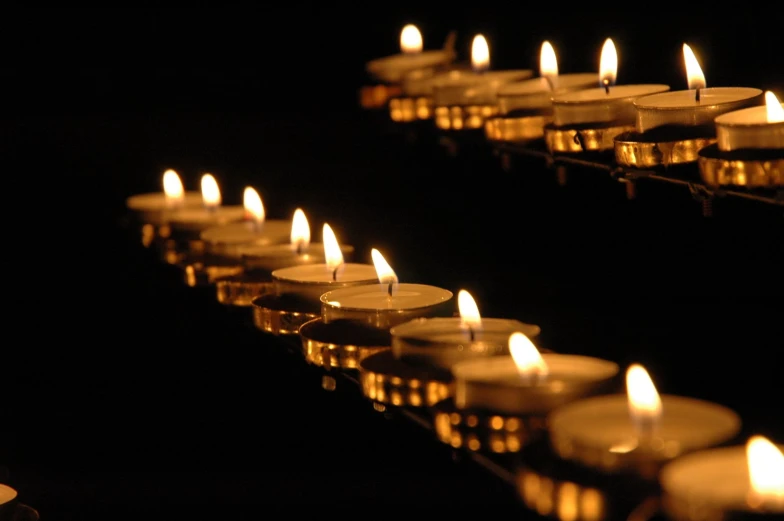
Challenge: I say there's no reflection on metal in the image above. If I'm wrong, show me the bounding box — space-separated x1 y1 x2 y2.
216 278 274 307
251 295 319 336
435 104 498 131
518 469 605 521
698 143 784 188
184 263 243 288
359 351 452 407
389 96 434 122
545 124 633 154
485 115 552 142
614 132 716 168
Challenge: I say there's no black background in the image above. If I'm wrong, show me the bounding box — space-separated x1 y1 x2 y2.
2 7 783 521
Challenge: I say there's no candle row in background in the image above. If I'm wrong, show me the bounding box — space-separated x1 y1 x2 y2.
364 25 783 188
124 167 783 521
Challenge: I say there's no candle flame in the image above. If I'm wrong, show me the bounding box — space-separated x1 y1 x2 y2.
290 209 311 251
322 223 344 271
747 436 784 501
400 24 423 54
509 332 549 379
242 187 265 224
457 290 482 329
162 169 184 206
765 91 784 124
371 248 398 288
540 40 558 85
471 34 490 73
683 44 706 91
599 38 618 88
626 364 662 436
200 174 221 209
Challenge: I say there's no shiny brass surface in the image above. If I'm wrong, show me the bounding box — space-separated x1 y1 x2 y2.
517 466 609 521
698 144 784 188
614 132 716 168
433 399 546 453
300 318 389 370
435 104 498 131
358 351 452 407
215 277 274 307
544 124 633 154
251 294 319 336
359 84 403 109
184 263 243 288
389 96 434 122
485 115 552 142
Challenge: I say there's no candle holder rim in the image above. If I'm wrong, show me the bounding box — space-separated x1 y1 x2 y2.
497 72 599 97
452 352 620 380
271 261 374 287
551 84 671 105
126 190 202 207
200 218 291 243
698 143 784 187
633 87 764 110
366 48 454 69
390 316 541 338
320 284 454 311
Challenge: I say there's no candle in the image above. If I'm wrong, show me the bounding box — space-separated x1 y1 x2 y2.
166 173 246 238
0 484 17 507
660 436 784 521
451 333 619 416
272 224 378 302
551 39 670 127
125 169 203 225
497 41 599 116
199 187 290 258
365 25 456 85
300 318 391 370
320 248 453 329
548 364 741 478
714 91 784 151
633 44 763 134
389 289 541 370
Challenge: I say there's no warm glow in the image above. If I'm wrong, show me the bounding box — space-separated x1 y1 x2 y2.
457 290 482 329
290 209 311 250
626 364 662 433
400 24 423 54
471 34 490 73
322 223 344 271
162 169 184 206
200 174 221 208
540 41 559 83
599 38 618 87
509 332 549 379
765 91 784 123
683 44 706 90
371 248 398 286
242 187 265 224
747 436 784 499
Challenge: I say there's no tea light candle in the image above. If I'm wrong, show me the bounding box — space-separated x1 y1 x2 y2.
167 173 246 236
272 224 378 302
390 289 541 370
432 34 533 107
634 45 763 133
497 41 598 115
452 333 619 416
366 25 456 84
660 436 784 521
125 169 203 225
0 484 17 506
548 364 741 478
551 39 670 126
320 249 453 329
714 91 784 151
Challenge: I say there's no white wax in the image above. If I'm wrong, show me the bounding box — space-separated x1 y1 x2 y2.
497 73 599 114
434 70 534 107
634 87 764 133
239 242 332 273
549 394 741 467
166 206 246 233
402 67 471 97
366 50 454 84
272 263 379 302
715 104 784 151
200 219 291 257
661 445 784 516
0 484 17 505
125 192 203 224
552 84 671 126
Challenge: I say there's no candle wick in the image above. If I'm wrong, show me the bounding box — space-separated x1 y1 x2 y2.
332 263 342 281
544 76 555 92
387 281 394 297
695 88 701 103
296 242 304 255
603 79 610 95
468 326 475 342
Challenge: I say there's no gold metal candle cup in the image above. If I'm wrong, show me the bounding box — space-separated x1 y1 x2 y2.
251 293 320 336
184 261 243 288
435 104 500 131
545 122 634 154
200 219 291 259
389 96 434 122
548 394 741 479
359 350 452 408
389 317 541 371
715 105 784 152
271 262 376 303
485 112 552 143
215 274 274 307
660 445 784 521
698 144 784 188
614 127 717 169
300 318 391 370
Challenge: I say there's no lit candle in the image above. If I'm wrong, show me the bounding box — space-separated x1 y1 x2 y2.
714 91 784 151
125 169 203 225
551 39 670 127
166 173 246 238
0 484 17 509
660 436 784 520
320 248 453 329
272 224 379 302
389 289 541 370
496 41 598 115
451 332 618 416
365 25 456 85
633 44 763 134
548 364 741 478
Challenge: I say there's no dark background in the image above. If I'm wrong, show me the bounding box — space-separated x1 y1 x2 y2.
2 7 782 521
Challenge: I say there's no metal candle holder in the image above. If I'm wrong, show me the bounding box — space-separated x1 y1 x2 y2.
614 125 717 169
358 350 452 408
299 318 391 370
215 276 274 306
698 144 784 188
435 104 499 131
389 96 434 122
251 293 320 336
485 111 553 143
544 123 634 154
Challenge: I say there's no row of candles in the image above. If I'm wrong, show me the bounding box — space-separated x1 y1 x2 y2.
362 25 783 185
118 167 784 521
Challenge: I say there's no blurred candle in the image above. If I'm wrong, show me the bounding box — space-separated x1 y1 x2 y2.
365 25 456 84
714 91 784 151
125 169 203 225
167 173 246 236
